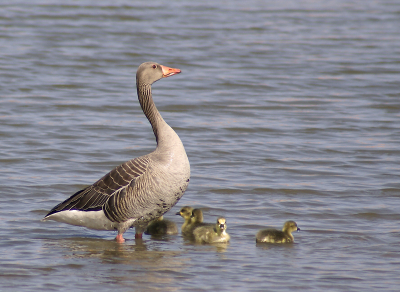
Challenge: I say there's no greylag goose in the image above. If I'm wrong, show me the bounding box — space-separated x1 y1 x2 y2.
193 217 230 244
144 216 178 236
43 62 190 243
256 221 300 243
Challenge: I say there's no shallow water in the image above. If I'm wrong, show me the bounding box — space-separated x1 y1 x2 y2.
1 0 400 291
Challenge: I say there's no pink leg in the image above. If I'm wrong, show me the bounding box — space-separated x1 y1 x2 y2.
135 233 142 239
115 234 125 243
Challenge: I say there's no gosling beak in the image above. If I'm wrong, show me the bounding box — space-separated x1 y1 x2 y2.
160 65 181 78
219 224 225 230
297 227 300 231
175 211 181 215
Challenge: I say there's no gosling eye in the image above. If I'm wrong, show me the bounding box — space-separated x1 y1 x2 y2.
152 64 157 69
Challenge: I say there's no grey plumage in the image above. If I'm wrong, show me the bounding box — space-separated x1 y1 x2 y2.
43 62 190 243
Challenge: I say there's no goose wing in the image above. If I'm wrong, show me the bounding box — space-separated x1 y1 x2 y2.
44 157 149 218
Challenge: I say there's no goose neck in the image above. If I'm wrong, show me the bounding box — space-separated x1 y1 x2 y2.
137 83 166 143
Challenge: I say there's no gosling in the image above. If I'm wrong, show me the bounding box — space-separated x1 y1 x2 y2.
189 209 214 233
191 209 204 224
193 217 230 244
144 216 178 236
176 206 194 234
256 220 300 243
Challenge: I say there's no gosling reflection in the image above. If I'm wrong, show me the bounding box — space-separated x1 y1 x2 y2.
256 221 300 244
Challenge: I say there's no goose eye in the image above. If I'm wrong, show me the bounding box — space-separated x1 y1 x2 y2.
152 64 157 69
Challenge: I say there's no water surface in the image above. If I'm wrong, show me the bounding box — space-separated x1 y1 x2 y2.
0 0 400 291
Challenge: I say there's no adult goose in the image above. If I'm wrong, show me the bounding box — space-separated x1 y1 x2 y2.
43 62 190 243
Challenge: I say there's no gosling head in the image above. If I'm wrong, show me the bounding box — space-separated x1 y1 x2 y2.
176 206 194 220
282 221 300 234
191 209 204 223
216 217 227 232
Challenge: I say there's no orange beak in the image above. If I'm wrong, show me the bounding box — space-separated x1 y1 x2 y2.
160 65 181 78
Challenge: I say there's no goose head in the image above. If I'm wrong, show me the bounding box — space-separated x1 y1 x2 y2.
282 220 300 234
176 206 194 220
136 62 181 86
216 217 227 232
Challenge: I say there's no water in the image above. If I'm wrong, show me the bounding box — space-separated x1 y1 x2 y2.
1 0 400 291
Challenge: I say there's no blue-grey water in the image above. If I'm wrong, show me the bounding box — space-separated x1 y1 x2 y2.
1 0 400 291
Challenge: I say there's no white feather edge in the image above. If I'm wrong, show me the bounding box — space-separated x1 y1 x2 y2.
42 209 126 231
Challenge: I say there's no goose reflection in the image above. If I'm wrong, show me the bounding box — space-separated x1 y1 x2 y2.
42 237 190 287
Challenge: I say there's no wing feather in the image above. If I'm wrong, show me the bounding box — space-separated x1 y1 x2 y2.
44 157 150 218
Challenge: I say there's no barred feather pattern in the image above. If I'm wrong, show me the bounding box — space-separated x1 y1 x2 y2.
138 84 163 141
45 156 150 221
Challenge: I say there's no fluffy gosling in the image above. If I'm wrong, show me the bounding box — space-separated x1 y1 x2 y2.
256 220 300 243
193 217 230 244
144 216 178 236
176 206 194 234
